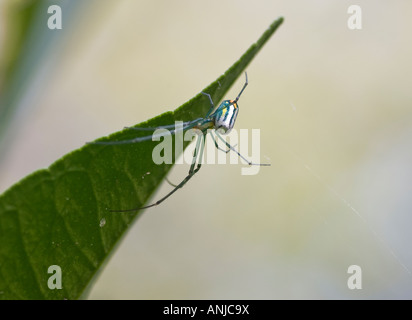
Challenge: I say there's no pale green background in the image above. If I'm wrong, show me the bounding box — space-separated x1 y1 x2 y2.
1 0 411 299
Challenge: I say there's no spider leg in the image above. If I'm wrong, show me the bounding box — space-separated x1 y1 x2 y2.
201 92 216 118
109 132 206 212
165 177 178 188
235 72 248 102
209 131 236 153
87 119 202 145
214 130 270 166
124 118 202 131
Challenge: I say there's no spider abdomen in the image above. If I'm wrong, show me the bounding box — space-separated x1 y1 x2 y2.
212 100 239 134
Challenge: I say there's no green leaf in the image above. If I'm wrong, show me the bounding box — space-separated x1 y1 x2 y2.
0 17 284 300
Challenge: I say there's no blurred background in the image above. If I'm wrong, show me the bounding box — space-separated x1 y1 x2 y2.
1 0 411 299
